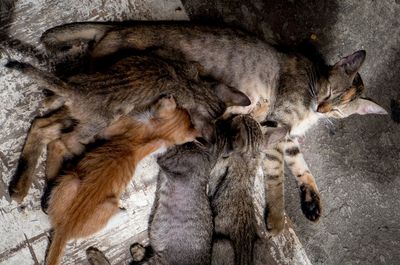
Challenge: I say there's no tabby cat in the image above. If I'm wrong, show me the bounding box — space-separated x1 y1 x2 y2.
39 21 387 230
209 115 285 265
45 96 198 265
6 55 250 203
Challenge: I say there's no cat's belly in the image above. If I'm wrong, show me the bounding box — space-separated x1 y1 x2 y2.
223 79 274 119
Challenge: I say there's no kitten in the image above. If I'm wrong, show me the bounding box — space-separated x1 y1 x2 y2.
129 115 286 265
39 22 387 228
130 142 217 265
6 55 250 202
45 96 198 265
209 115 285 265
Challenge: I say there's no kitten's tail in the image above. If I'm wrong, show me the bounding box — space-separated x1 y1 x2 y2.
5 60 74 98
40 22 114 51
46 231 68 265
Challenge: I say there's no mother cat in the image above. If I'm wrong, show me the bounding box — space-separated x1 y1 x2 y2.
40 21 387 227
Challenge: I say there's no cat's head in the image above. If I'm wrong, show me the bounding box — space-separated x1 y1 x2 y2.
315 50 387 118
217 115 287 157
188 82 251 143
150 95 200 145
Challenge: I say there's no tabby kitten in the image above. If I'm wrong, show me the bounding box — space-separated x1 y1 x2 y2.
39 22 387 228
209 115 285 265
45 96 198 265
6 55 250 202
128 142 221 265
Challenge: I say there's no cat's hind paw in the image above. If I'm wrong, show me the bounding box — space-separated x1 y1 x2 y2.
300 184 322 222
130 243 146 262
86 247 111 265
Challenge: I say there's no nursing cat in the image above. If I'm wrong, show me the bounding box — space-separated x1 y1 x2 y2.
45 96 198 265
6 55 250 203
39 22 387 227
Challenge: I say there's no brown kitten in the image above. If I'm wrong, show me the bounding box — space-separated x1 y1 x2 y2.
5 55 250 202
45 96 198 265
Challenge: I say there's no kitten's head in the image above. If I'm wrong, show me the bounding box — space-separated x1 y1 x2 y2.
187 80 251 143
217 115 287 157
315 50 387 118
150 95 200 145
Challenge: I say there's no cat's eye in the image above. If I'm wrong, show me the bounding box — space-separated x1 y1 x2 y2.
324 84 332 100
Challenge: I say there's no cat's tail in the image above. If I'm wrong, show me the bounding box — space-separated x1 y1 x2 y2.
46 231 68 265
40 22 114 51
4 60 74 98
40 22 169 58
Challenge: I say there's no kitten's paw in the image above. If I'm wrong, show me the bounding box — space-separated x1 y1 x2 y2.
265 206 285 236
300 184 321 222
86 247 110 265
130 243 146 262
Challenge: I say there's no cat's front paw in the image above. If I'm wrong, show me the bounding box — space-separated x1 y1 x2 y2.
299 184 321 222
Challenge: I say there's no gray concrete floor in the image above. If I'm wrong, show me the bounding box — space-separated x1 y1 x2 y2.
181 0 400 264
1 0 399 264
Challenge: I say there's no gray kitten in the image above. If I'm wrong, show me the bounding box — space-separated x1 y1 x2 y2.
135 142 218 265
5 55 250 202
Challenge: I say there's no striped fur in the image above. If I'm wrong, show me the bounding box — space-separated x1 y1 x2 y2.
7 55 250 203
39 22 387 230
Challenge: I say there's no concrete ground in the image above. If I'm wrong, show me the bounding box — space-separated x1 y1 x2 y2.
1 0 399 264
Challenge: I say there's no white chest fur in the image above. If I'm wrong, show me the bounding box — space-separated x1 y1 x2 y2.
290 111 321 137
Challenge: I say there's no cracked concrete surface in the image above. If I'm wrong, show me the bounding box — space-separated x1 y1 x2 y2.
0 0 399 264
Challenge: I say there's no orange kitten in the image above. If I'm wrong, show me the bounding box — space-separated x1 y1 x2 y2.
45 96 198 265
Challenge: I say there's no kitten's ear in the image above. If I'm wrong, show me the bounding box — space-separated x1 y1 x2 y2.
214 84 251 107
188 107 216 143
333 50 366 76
342 98 387 116
262 127 288 149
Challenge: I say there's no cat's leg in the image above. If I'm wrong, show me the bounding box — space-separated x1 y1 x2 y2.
129 243 157 265
78 197 120 238
283 138 321 222
262 143 286 235
86 247 111 265
45 139 73 180
8 107 70 202
47 174 80 226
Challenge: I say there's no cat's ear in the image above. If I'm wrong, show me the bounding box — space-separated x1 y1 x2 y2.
188 107 216 143
333 50 366 76
214 84 251 107
341 98 387 116
262 127 287 149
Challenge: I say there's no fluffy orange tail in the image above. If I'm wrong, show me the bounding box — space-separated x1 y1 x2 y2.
46 232 68 265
